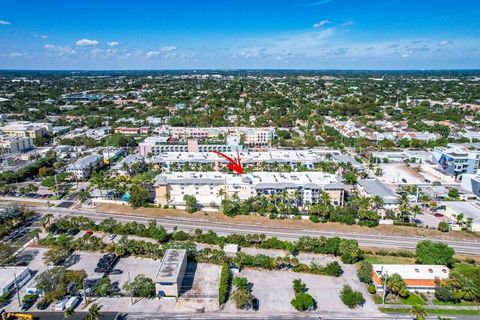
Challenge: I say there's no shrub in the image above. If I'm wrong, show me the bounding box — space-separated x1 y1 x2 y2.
416 240 455 267
340 285 364 308
218 263 231 305
357 260 373 284
367 284 377 294
437 221 450 232
291 292 315 311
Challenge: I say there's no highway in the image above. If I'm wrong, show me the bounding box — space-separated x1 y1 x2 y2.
7 203 480 256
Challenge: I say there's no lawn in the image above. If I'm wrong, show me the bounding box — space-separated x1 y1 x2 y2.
400 293 427 306
432 299 480 306
373 294 383 304
364 254 415 265
380 307 480 317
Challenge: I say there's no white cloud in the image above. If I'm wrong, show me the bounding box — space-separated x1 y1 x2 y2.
34 34 48 39
340 21 354 27
160 46 176 52
438 40 451 46
76 39 99 46
145 50 161 58
0 20 11 25
44 44 76 56
313 20 331 28
107 41 120 47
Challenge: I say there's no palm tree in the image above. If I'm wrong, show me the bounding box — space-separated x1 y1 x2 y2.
64 307 75 319
39 213 54 230
85 303 102 320
412 204 422 223
372 195 384 209
216 188 227 201
410 304 428 320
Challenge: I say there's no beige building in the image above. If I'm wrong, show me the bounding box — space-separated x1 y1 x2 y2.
153 171 345 210
0 136 34 154
1 122 50 140
154 249 188 298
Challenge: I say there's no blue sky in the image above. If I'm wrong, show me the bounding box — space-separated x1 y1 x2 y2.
0 0 479 70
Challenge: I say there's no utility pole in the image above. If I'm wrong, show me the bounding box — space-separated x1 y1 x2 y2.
13 273 21 307
382 270 388 305
128 272 134 305
54 173 59 198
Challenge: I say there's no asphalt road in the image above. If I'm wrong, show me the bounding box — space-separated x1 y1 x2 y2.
7 203 480 256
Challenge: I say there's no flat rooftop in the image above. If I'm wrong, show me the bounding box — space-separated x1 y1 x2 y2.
154 249 187 283
372 264 449 281
0 266 29 288
443 201 480 223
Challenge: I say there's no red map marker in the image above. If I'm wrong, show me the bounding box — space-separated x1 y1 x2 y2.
211 150 243 174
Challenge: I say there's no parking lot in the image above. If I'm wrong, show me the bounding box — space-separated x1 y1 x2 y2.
377 162 441 186
224 265 379 316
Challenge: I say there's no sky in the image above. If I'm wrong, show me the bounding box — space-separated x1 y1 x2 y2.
0 0 480 70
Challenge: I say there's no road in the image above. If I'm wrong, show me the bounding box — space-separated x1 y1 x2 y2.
5 203 480 256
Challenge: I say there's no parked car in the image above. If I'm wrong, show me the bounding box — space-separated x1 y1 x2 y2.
108 234 117 240
84 230 93 236
252 298 259 311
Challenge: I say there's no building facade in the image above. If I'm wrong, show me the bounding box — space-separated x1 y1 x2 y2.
66 154 104 180
0 136 34 154
154 249 187 298
432 145 480 179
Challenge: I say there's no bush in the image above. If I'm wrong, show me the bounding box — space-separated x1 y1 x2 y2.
309 215 320 223
340 285 364 308
416 240 455 267
357 260 373 284
437 221 450 232
293 279 307 294
291 292 316 311
219 262 231 305
122 274 155 298
367 284 377 294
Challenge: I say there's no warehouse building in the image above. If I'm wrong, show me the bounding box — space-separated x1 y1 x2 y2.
154 249 187 298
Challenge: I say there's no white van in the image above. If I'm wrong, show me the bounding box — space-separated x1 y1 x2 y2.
65 296 79 309
54 297 69 311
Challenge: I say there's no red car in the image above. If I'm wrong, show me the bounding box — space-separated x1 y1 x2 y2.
85 230 93 236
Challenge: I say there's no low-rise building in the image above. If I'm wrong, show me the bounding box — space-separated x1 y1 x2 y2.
154 249 187 298
372 264 449 292
153 171 344 209
66 154 103 180
441 201 480 232
111 154 146 176
357 179 399 215
139 137 243 156
114 127 150 135
0 266 32 295
0 136 33 154
1 121 51 140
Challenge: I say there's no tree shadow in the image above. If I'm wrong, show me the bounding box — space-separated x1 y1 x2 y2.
15 248 39 266
63 253 81 267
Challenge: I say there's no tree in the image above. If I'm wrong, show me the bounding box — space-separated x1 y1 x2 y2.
437 221 450 232
415 240 455 267
293 279 307 294
64 307 75 319
410 304 428 320
85 303 102 320
340 285 364 308
43 247 71 266
183 194 198 213
447 188 459 199
338 239 362 264
129 185 150 208
231 288 253 309
386 273 407 295
122 274 155 298
233 277 249 291
291 292 315 311
94 277 112 297
357 260 373 284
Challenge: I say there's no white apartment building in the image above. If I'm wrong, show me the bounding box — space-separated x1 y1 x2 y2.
0 136 34 154
153 171 344 209
0 121 51 140
151 149 341 171
66 154 104 180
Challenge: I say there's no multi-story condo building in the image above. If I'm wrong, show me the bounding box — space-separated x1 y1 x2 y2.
461 174 480 198
139 137 243 156
0 136 34 154
66 154 104 180
150 149 341 171
432 144 480 179
0 121 51 140
153 171 344 210
154 126 275 148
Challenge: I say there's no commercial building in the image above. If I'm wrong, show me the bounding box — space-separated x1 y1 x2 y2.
0 136 33 154
432 144 480 179
0 267 32 295
357 179 399 215
372 264 449 292
441 201 480 232
114 127 150 135
111 154 146 176
154 249 187 298
66 154 103 180
153 171 344 209
371 150 432 164
461 174 480 198
62 92 104 102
